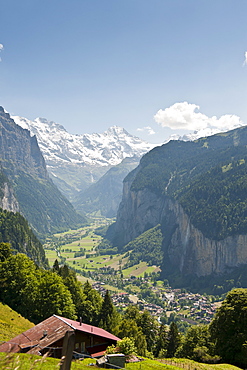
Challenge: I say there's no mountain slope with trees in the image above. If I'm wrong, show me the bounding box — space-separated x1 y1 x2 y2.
0 208 48 267
0 107 85 238
108 125 247 283
122 225 163 267
128 128 247 241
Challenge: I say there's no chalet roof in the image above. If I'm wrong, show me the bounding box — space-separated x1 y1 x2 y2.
0 315 120 355
55 315 119 342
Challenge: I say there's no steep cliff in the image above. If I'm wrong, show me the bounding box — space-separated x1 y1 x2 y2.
0 107 85 238
0 169 19 213
162 198 247 277
109 125 247 278
0 182 19 213
111 180 247 278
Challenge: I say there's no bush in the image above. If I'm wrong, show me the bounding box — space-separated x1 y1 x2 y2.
106 337 137 357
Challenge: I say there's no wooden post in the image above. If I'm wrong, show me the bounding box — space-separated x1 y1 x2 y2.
60 330 75 370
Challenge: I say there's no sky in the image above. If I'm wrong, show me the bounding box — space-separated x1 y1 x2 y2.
1 0 247 144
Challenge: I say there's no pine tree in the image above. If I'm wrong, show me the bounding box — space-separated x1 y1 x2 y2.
154 324 168 358
136 309 158 353
78 281 102 325
210 288 247 367
52 259 60 273
166 322 181 358
98 290 119 333
0 242 13 262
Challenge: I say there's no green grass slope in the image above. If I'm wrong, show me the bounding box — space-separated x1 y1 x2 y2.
0 303 34 342
0 355 242 370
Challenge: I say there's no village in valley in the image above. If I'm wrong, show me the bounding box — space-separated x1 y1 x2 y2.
44 224 219 330
92 280 218 327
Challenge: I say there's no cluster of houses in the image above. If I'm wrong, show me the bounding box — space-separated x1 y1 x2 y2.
162 290 217 324
92 281 217 324
92 281 164 315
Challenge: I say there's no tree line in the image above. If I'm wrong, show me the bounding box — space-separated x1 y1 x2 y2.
0 208 47 267
1 244 247 368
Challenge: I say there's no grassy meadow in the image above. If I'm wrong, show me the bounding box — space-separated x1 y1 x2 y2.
0 354 242 370
0 303 34 342
44 223 159 281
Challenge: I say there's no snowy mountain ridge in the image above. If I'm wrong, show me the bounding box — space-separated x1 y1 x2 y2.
11 112 239 216
13 116 155 167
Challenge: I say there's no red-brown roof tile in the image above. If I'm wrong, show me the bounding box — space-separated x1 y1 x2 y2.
55 315 120 341
0 315 120 355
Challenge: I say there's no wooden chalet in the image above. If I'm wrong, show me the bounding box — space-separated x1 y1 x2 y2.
0 315 120 358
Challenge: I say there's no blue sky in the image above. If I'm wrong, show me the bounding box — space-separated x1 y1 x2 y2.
1 0 247 143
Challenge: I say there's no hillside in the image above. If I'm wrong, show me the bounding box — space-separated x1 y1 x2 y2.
108 125 247 283
0 107 85 238
75 157 140 217
122 225 163 268
0 208 47 267
0 355 242 370
128 128 247 241
0 302 34 342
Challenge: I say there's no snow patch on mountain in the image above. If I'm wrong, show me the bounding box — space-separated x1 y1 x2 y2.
166 127 234 143
12 116 156 167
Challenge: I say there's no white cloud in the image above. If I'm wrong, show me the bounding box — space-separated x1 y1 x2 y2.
137 126 155 135
0 44 4 62
243 51 247 66
154 102 244 133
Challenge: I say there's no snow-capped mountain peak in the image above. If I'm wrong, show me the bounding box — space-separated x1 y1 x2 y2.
12 116 155 167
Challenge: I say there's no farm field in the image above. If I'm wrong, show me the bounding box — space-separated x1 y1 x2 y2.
44 221 160 281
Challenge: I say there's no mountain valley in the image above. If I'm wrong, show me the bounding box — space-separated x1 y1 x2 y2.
1 105 247 368
2 104 247 290
13 115 155 216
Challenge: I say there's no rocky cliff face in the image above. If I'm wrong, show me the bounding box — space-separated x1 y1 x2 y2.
112 182 247 277
162 198 247 277
110 126 247 279
0 106 85 237
0 182 19 212
0 108 47 179
112 182 166 245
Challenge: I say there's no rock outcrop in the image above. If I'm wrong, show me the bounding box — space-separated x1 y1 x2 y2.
0 107 47 179
163 198 247 277
0 182 19 213
112 183 247 277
